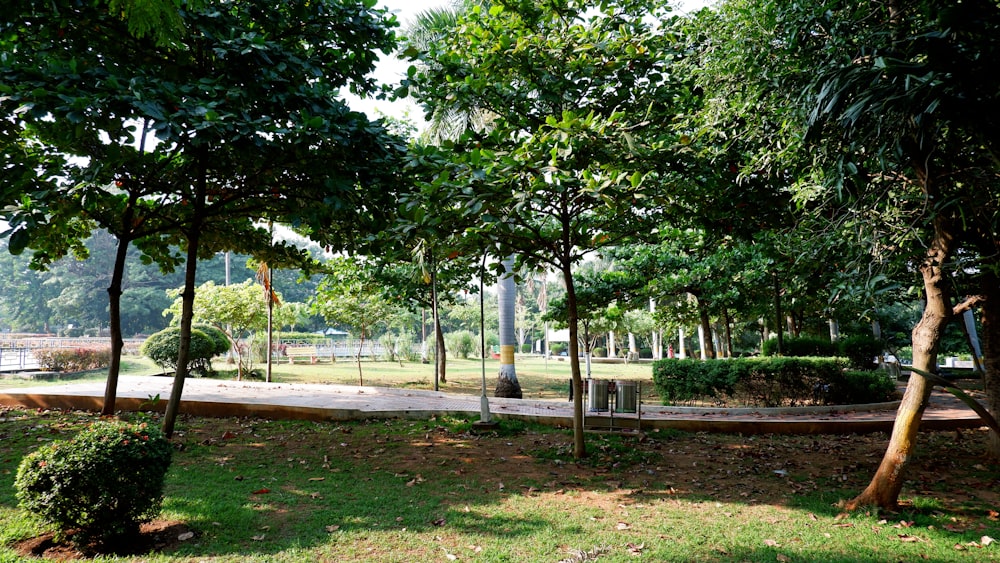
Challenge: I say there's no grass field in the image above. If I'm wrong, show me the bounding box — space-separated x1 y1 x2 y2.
1 355 659 402
1 409 998 562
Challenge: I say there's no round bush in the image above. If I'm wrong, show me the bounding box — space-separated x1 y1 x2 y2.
193 323 231 356
14 419 173 547
837 335 883 371
140 326 218 375
592 346 607 358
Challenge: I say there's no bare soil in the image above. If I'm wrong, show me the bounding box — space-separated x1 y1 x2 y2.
14 520 196 560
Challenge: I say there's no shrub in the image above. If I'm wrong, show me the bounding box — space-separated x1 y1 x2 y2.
550 343 568 356
194 323 231 356
446 330 475 359
761 336 836 357
33 347 112 372
592 346 607 358
140 327 218 376
823 370 897 405
14 419 173 547
639 347 653 359
650 357 893 407
837 335 883 371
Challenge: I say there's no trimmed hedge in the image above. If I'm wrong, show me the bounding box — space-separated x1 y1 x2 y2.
15 419 172 547
761 336 837 357
33 347 112 372
837 335 883 371
652 357 896 407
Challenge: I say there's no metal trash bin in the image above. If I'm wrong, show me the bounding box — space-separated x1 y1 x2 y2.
587 379 610 412
615 380 638 413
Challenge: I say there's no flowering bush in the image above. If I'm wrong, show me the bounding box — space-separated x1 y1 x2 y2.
14 419 173 547
33 347 112 372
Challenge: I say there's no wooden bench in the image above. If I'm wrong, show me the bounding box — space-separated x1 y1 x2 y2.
285 346 318 364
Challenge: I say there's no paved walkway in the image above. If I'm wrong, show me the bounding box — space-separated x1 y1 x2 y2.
0 375 988 434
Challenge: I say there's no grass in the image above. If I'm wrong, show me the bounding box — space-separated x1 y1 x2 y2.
2 354 658 402
1 408 999 562
228 355 657 401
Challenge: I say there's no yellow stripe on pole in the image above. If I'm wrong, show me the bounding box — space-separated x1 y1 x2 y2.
500 345 515 365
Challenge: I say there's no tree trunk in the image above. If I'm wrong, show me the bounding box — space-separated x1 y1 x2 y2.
698 301 716 359
162 227 202 439
495 255 522 398
562 263 586 459
431 260 446 385
980 271 1000 459
356 331 365 386
723 310 734 359
846 223 954 510
773 272 784 355
102 233 132 416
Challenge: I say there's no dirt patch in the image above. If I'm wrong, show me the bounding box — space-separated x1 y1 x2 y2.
13 520 196 561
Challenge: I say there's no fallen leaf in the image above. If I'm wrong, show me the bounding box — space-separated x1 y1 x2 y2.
777 554 790 562
308 477 325 482
627 542 645 555
252 488 270 495
177 531 195 541
982 535 996 546
252 534 266 541
617 522 632 530
897 534 923 543
953 543 967 551
325 525 340 533
432 518 446 527
444 552 458 561
222 431 236 440
764 539 779 547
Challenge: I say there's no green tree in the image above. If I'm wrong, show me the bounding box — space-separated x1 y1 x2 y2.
1 0 404 436
165 280 292 379
311 257 406 385
702 0 1000 507
405 0 690 458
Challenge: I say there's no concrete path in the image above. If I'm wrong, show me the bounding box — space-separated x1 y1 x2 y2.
0 375 988 434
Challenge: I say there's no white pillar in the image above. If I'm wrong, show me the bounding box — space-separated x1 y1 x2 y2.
678 328 686 359
829 319 840 342
608 331 616 358
649 299 660 360
697 324 708 360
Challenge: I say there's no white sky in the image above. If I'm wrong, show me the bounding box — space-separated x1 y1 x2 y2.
349 0 713 128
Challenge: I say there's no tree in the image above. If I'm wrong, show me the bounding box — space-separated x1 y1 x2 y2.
164 280 291 379
311 257 406 385
702 0 1000 507
400 2 518 394
405 0 691 458
1 0 405 437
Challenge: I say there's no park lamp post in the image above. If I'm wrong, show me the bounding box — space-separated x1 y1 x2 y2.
476 250 496 429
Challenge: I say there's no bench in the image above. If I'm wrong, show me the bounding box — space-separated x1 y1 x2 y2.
285 346 318 364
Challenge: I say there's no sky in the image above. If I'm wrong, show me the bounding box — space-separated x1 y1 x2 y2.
348 0 713 127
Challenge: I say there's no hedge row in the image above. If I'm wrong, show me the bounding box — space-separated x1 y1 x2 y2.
761 335 883 371
652 357 896 408
34 347 112 373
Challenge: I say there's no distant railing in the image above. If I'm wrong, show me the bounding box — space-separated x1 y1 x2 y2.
1 337 142 352
276 338 387 360
0 347 39 372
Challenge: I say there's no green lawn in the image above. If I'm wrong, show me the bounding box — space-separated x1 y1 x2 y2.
1 410 998 562
0 354 656 402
